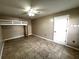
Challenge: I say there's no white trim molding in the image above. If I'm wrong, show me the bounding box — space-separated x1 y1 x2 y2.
4 35 24 41
33 34 52 41
0 42 4 59
28 33 32 36
33 34 79 51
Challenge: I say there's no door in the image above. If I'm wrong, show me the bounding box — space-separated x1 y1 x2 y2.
54 15 68 44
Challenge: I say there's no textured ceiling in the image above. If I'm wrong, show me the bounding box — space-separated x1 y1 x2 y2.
0 0 79 19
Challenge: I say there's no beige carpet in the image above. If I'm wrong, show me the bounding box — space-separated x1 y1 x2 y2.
2 35 79 59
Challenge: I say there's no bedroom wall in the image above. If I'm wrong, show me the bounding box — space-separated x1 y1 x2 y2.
32 15 53 40
32 7 79 49
2 25 24 40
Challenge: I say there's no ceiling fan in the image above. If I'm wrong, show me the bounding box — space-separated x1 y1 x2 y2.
21 0 40 17
22 0 49 17
21 0 50 17
24 7 40 16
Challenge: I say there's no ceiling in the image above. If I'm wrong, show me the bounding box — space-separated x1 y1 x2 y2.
0 0 79 19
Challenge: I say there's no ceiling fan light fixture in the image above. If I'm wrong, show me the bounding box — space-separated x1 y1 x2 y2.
27 9 38 16
28 12 35 16
24 7 39 16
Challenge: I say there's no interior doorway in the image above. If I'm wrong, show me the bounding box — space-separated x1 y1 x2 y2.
53 15 69 45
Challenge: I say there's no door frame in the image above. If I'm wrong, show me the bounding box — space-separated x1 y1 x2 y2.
53 15 69 45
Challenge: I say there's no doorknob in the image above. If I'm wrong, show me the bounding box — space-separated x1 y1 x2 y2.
66 30 67 32
54 31 56 33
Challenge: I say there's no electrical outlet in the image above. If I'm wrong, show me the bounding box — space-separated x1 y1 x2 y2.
72 40 75 43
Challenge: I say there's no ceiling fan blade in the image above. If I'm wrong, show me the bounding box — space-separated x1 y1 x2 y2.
21 12 28 16
36 8 51 12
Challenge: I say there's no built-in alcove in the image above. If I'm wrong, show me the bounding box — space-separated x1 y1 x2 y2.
0 20 28 41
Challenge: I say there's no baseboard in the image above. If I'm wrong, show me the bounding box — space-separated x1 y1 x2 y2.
65 44 79 51
33 34 79 51
33 34 53 41
0 42 4 59
4 35 24 41
28 33 32 36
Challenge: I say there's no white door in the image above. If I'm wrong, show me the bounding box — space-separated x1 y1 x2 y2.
54 15 68 44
